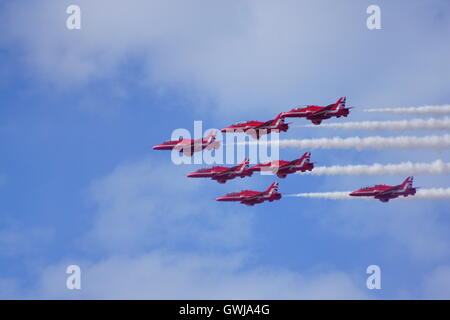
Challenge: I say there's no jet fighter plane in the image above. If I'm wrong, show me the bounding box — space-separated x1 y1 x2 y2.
220 113 289 139
216 182 281 206
249 152 314 178
349 176 416 202
152 131 220 156
281 97 350 125
187 158 252 184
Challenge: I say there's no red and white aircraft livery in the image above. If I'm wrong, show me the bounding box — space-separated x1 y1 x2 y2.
152 131 220 156
220 113 289 139
349 176 416 202
281 97 350 125
249 152 314 178
216 182 281 206
187 158 252 184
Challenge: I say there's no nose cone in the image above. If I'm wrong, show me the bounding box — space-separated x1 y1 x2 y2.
186 172 197 178
349 191 357 196
152 144 162 150
216 195 226 201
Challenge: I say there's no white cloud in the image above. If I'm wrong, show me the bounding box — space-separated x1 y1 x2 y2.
424 265 450 299
29 157 367 299
84 157 253 254
37 252 368 299
4 0 449 116
0 278 21 299
3 0 450 299
311 194 450 262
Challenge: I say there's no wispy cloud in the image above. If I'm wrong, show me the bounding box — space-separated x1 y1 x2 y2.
34 158 367 299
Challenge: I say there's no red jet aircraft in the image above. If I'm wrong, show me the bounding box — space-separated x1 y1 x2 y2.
349 176 416 202
216 182 281 206
281 97 350 125
153 131 220 156
187 158 252 184
220 113 289 139
249 152 314 178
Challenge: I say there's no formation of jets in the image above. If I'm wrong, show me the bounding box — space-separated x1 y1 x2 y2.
153 97 418 204
187 152 314 183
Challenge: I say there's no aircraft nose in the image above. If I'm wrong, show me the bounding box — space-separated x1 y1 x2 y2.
216 196 226 201
186 172 196 177
152 144 162 150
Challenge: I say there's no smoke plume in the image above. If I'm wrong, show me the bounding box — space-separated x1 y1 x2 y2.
299 160 450 176
363 105 450 115
287 188 450 200
304 118 450 131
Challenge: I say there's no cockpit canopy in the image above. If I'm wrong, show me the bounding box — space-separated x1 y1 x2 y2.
291 105 307 111
226 190 246 195
232 121 250 125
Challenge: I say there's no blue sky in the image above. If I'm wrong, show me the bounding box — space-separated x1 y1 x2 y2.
1 0 450 299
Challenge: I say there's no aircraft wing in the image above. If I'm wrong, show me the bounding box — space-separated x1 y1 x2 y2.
213 167 236 177
309 105 334 117
241 192 264 202
277 159 299 171
246 130 261 140
182 147 194 157
205 140 221 150
374 186 398 197
178 139 193 146
254 120 273 130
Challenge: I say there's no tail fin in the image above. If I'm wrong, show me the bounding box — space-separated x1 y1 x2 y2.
265 182 279 195
336 96 346 109
237 157 250 172
205 130 221 150
400 176 414 190
273 113 285 125
299 152 311 166
205 130 217 143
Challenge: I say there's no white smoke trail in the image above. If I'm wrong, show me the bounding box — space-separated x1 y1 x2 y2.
285 192 353 200
243 135 450 151
299 160 450 176
413 188 450 199
304 118 450 131
363 105 450 115
286 188 450 200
